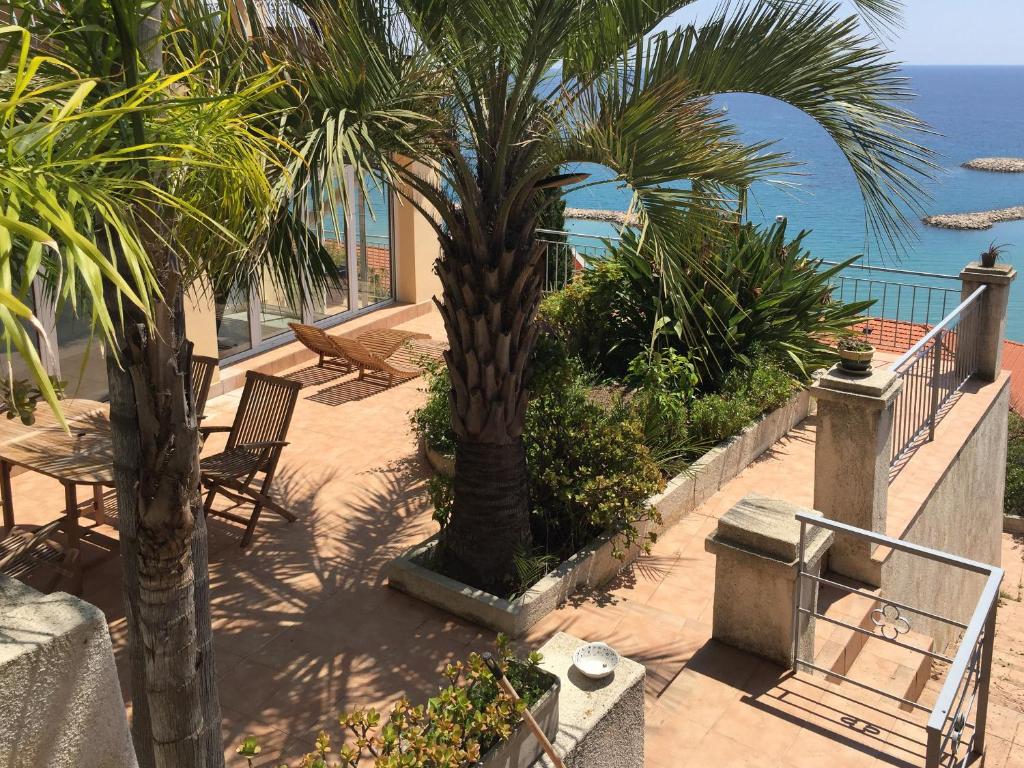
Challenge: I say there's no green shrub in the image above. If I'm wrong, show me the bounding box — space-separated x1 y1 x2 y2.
722 353 797 414
543 221 872 383
411 361 455 456
624 349 698 476
526 377 664 562
688 392 756 447
242 637 554 768
1006 410 1024 517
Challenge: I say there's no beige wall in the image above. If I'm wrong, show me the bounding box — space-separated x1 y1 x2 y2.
878 379 1009 649
393 161 442 306
183 277 220 366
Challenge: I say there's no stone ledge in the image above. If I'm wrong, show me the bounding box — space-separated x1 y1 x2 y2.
531 632 645 768
1005 514 1024 535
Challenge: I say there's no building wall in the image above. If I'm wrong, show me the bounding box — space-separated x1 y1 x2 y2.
393 162 442 305
879 379 1009 649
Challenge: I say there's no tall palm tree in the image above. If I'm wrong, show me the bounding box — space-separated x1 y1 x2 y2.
279 0 932 592
4 6 298 765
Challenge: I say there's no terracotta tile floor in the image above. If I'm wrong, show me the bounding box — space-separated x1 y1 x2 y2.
7 311 1024 767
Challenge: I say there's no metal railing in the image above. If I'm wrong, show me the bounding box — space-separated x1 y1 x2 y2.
822 262 962 353
537 229 617 293
792 513 1002 768
889 286 986 469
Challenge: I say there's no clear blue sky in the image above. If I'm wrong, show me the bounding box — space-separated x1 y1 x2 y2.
665 1 1024 66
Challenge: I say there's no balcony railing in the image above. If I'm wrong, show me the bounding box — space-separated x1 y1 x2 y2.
792 513 1003 768
889 286 986 469
821 262 962 353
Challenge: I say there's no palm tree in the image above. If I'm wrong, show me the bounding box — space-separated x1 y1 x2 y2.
277 0 932 592
4 7 297 765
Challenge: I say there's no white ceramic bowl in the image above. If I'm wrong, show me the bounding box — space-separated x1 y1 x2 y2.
572 642 620 679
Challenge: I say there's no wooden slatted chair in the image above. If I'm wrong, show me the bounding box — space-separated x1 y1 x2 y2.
331 335 423 387
200 371 301 547
289 323 353 372
190 353 218 422
0 519 80 594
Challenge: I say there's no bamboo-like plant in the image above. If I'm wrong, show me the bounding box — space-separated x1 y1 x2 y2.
270 0 934 593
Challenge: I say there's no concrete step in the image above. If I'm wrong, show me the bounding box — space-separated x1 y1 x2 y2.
843 630 935 711
812 572 879 676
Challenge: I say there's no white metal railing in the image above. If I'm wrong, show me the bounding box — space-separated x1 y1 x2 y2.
792 513 1002 768
889 286 986 469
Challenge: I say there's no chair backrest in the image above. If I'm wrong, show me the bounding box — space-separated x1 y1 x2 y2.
226 371 302 451
190 354 218 420
288 322 339 358
0 518 64 574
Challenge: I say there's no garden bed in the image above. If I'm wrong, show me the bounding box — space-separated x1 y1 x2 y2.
480 675 560 768
388 388 810 636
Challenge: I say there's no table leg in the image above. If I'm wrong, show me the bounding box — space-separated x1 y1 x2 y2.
92 485 107 526
63 482 83 595
1 461 12 529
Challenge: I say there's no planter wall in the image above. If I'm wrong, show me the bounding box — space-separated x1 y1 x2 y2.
390 389 812 637
480 678 560 768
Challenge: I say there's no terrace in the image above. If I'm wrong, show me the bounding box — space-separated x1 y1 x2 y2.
3 254 1022 767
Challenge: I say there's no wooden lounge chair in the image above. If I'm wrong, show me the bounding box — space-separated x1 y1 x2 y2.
331 335 424 387
200 371 301 547
190 353 217 422
0 518 80 594
288 323 430 381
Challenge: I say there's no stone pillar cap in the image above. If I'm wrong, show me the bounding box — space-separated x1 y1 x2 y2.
706 493 833 564
960 262 1017 285
811 364 902 407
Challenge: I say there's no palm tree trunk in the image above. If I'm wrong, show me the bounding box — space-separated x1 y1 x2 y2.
435 238 544 592
106 261 223 768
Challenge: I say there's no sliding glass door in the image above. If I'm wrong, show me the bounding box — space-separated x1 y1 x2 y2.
215 169 394 362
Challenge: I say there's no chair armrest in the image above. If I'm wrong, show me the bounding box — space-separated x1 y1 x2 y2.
237 440 289 451
199 425 232 437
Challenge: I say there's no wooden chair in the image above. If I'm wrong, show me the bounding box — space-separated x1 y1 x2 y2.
0 519 80 594
190 353 218 422
288 323 431 383
200 371 301 547
288 322 353 372
331 335 423 387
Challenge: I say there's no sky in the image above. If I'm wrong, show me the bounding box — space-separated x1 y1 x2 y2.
664 1 1024 66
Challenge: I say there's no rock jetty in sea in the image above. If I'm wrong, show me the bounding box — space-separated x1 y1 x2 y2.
962 157 1024 173
923 206 1024 231
565 207 637 225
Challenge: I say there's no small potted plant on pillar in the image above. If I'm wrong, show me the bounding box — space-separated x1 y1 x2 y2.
837 331 875 374
980 241 1007 269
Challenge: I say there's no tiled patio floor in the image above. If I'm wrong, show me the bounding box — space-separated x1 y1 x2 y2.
8 309 1024 767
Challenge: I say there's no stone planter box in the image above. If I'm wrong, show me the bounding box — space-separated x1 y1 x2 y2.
480 676 560 768
1005 513 1024 535
390 389 811 637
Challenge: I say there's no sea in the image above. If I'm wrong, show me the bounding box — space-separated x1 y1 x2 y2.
560 66 1024 341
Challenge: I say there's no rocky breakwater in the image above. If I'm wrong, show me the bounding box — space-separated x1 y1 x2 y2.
963 157 1024 173
923 206 1024 231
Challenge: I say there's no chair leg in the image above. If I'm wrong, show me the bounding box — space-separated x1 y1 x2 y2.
240 502 263 548
203 486 218 516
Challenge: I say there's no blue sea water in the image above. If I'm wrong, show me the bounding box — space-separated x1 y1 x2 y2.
562 66 1024 340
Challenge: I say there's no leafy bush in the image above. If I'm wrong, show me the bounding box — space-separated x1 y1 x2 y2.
1006 410 1024 517
240 637 554 768
526 376 664 562
623 349 698 475
543 221 871 383
411 360 455 456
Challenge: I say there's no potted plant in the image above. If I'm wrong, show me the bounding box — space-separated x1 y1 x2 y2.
837 335 875 374
980 241 1008 269
247 636 560 768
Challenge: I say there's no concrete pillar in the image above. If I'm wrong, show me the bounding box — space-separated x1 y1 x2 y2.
0 575 138 768
811 366 902 586
959 262 1017 381
704 494 834 668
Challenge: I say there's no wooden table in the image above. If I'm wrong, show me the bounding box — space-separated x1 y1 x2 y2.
0 400 113 591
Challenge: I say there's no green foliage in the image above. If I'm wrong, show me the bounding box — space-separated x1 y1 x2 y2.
260 637 555 768
624 350 699 476
526 376 664 563
412 360 456 457
545 221 873 384
1006 410 1024 518
0 375 65 426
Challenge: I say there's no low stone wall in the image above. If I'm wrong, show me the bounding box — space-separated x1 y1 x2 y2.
877 379 1009 649
390 389 811 636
